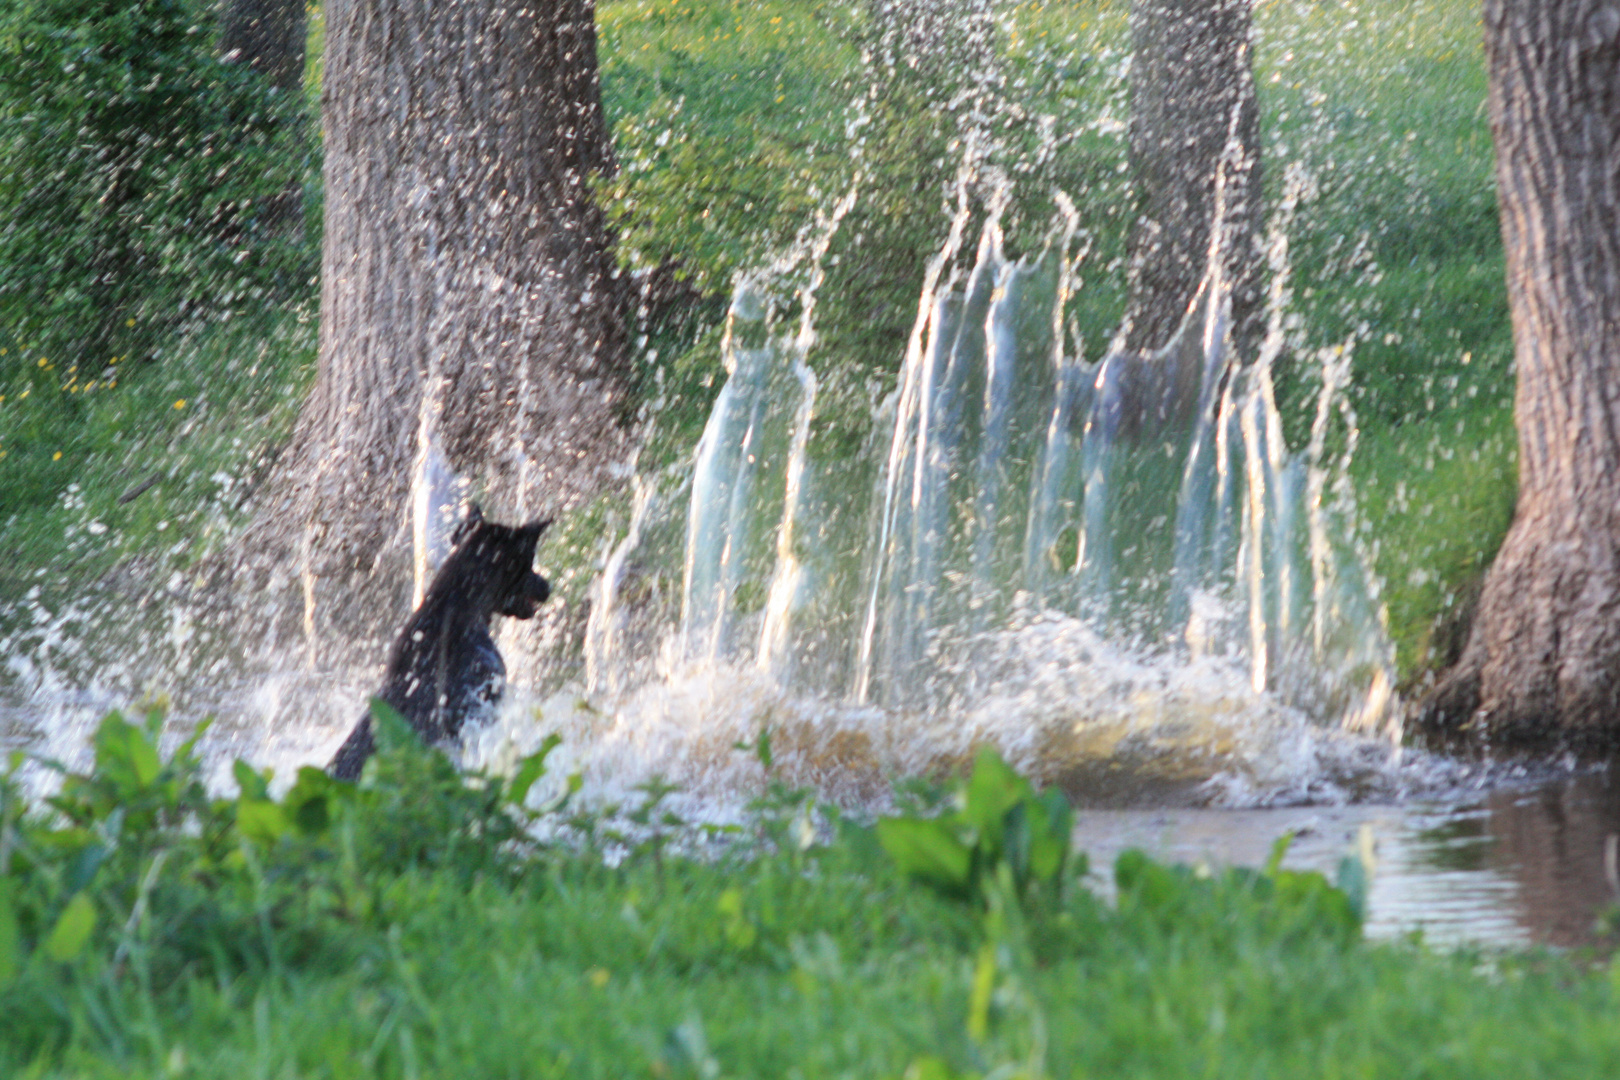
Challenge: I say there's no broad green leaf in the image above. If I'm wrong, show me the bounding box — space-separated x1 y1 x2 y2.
508 734 562 807
283 767 339 835
1001 799 1032 891
175 716 214 765
235 799 290 845
64 842 107 894
125 721 161 788
233 759 272 802
290 793 330 835
876 817 972 893
961 747 1030 834
1029 788 1073 884
370 699 417 752
92 712 162 792
46 892 95 962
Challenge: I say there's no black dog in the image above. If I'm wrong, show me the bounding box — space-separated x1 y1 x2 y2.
329 506 552 779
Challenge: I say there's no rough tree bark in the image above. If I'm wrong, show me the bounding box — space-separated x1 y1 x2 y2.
1121 0 1263 357
1420 0 1620 749
238 0 633 659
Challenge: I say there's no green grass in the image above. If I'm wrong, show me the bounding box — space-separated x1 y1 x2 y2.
0 308 317 599
5 713 1620 1080
28 858 1618 1079
1354 399 1517 683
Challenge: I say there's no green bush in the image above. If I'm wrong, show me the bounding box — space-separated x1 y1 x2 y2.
0 0 316 395
0 701 560 1026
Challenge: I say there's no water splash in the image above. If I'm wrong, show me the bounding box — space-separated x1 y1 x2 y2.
0 3 1479 820
553 160 1402 815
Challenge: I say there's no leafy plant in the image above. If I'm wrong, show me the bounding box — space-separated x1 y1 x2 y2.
336 699 568 878
0 699 570 1008
876 747 1075 910
1114 831 1367 948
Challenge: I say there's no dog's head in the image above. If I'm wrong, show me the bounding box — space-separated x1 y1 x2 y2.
445 505 553 620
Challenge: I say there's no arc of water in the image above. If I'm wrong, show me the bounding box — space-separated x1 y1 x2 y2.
756 356 818 677
678 333 770 665
905 207 1005 660
1165 283 1232 632
853 163 981 704
968 240 1022 625
585 460 654 694
679 180 860 671
756 183 858 677
1021 195 1086 605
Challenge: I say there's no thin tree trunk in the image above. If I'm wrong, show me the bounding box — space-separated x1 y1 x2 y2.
1121 0 1263 357
1420 0 1620 749
238 0 632 661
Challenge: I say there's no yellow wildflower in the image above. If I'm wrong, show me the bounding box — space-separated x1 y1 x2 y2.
173 399 187 410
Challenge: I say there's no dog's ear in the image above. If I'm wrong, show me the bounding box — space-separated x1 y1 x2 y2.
518 518 552 550
449 503 485 549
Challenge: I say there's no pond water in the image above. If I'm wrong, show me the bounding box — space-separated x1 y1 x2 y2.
1074 765 1620 950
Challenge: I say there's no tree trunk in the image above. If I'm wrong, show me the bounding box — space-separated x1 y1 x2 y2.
1120 0 1263 357
1420 0 1620 749
239 0 632 660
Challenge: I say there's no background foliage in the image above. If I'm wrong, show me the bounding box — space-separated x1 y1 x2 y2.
0 0 317 404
